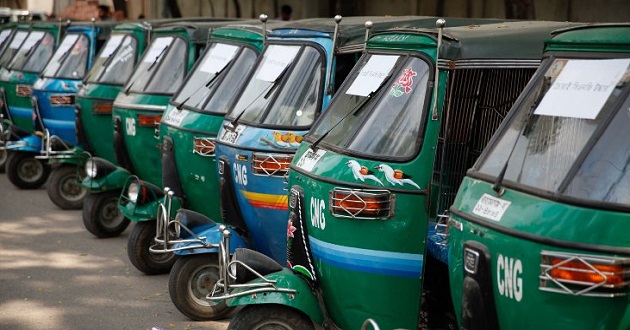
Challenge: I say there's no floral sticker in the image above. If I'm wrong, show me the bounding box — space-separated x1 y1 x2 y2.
390 67 417 97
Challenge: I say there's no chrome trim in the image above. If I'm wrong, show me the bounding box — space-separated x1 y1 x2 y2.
192 136 216 157
438 59 541 69
34 129 77 160
251 152 293 177
112 102 167 112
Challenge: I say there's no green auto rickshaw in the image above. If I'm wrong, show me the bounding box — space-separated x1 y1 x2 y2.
208 19 576 330
447 23 630 330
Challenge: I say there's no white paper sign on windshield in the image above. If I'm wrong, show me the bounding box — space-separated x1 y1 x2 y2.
8 31 28 49
0 30 12 44
142 37 173 63
199 43 239 74
100 35 124 58
535 59 630 119
346 55 399 97
255 45 300 82
56 34 79 55
20 31 44 50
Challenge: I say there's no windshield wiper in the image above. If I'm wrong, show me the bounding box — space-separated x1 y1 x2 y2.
147 45 169 72
226 61 293 131
310 73 393 151
492 76 551 193
175 59 234 111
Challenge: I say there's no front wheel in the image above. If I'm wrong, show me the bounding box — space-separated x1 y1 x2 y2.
6 151 50 189
47 165 88 209
82 190 130 238
228 304 315 330
169 254 233 321
127 221 176 275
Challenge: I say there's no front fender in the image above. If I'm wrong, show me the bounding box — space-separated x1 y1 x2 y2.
119 195 182 223
226 268 324 325
7 134 41 153
173 225 249 256
81 165 131 191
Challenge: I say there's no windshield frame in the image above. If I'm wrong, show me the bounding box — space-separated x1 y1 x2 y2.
124 34 188 96
470 52 630 211
7 30 55 73
84 33 139 86
0 30 28 68
305 49 435 163
41 32 90 80
169 40 258 115
223 40 327 131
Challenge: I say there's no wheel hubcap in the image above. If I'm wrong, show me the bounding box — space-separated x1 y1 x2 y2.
101 199 125 229
189 265 219 307
18 158 44 182
59 174 87 202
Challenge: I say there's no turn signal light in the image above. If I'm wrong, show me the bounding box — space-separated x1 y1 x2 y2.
252 153 293 176
192 137 216 156
330 188 393 219
50 94 75 106
92 102 113 114
550 259 624 286
16 85 32 97
137 114 162 127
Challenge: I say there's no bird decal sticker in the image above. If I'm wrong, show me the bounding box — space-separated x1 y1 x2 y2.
375 164 420 189
346 160 383 186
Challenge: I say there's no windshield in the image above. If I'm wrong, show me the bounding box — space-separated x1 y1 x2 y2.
86 34 137 84
8 31 55 72
226 43 323 128
42 33 89 79
0 28 14 52
173 42 257 114
0 30 27 67
309 54 431 160
126 36 186 94
477 58 630 205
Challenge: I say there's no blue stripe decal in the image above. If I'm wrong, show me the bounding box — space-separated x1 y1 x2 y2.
309 236 423 279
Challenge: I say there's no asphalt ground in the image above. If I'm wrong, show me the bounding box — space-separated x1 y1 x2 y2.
0 173 230 330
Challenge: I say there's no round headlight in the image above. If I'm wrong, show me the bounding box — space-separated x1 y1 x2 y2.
85 159 97 178
127 182 140 203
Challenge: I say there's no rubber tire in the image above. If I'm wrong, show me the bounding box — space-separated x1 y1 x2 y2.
47 165 88 210
127 221 176 275
6 151 51 189
168 254 233 321
82 190 130 238
227 304 315 330
0 147 7 173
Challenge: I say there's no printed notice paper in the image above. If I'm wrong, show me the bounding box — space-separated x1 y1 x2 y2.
99 35 124 58
535 59 630 119
199 43 239 74
346 55 399 97
255 45 300 82
143 37 172 63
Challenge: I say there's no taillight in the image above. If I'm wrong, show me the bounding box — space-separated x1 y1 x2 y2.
137 114 161 127
92 102 113 114
251 153 293 176
540 251 630 297
50 94 75 106
16 85 32 97
192 137 215 156
330 188 394 219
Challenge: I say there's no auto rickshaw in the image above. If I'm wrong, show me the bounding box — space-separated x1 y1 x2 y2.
82 19 237 275
206 19 576 330
447 24 630 330
141 18 284 320
4 21 115 190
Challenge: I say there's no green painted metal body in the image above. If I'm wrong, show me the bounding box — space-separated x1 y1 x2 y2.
81 166 130 192
77 23 151 165
0 23 60 132
284 20 575 330
448 24 630 329
159 25 266 221
226 268 324 324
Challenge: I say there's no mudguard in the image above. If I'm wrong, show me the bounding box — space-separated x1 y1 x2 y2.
119 194 182 223
173 224 249 256
80 164 131 192
7 134 41 153
226 268 324 325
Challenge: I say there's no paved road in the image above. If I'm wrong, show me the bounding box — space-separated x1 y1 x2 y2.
0 174 230 330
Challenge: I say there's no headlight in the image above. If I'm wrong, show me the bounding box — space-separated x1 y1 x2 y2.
127 182 139 203
85 159 97 178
